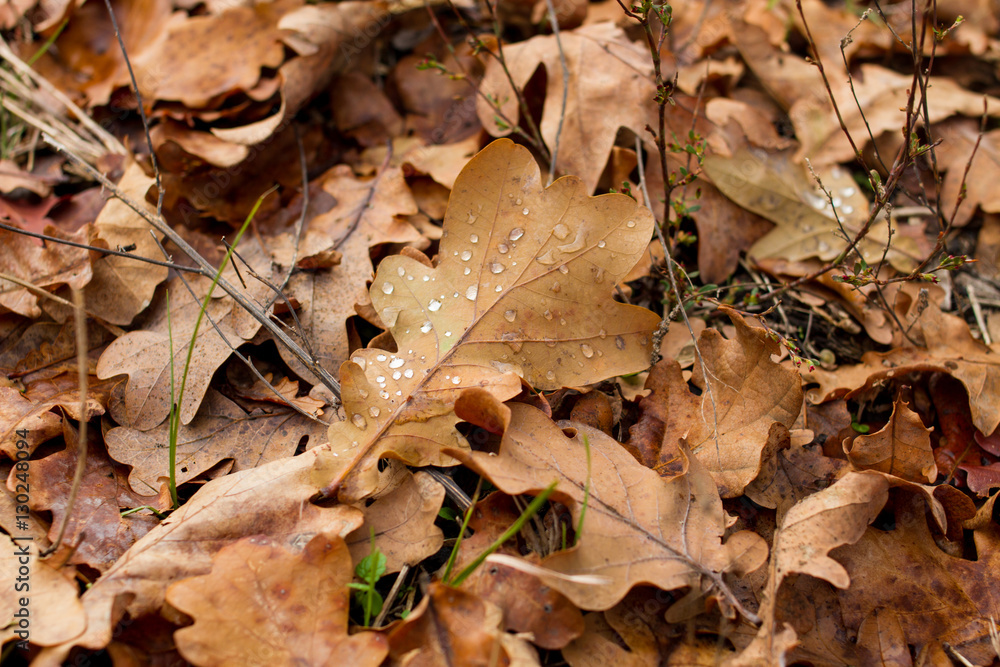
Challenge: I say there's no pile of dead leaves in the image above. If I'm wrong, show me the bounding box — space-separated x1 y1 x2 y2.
2 0 1000 665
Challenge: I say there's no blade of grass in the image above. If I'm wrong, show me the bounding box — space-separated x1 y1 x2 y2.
449 480 558 587
575 433 591 546
441 478 482 583
166 186 277 509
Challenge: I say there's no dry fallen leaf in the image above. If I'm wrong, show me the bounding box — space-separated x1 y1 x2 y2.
844 395 937 483
345 470 445 574
277 163 421 384
325 138 660 501
477 22 660 193
630 307 803 497
96 273 260 430
808 301 1000 437
0 534 86 648
167 533 388 667
386 581 535 667
731 471 889 665
704 147 920 271
450 403 768 613
105 389 327 495
35 449 360 664
834 493 1000 663
25 423 169 572
0 224 91 319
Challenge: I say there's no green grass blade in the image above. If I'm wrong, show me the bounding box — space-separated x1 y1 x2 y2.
449 480 558 587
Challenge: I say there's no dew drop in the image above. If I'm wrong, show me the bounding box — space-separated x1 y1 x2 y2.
464 267 472 275
509 227 524 241
504 309 517 322
522 208 529 215
369 406 381 418
550 281 561 293
358 388 369 399
352 356 366 369
379 390 389 400
831 198 842 207
395 390 402 396
498 243 509 254
444 331 452 337
515 197 522 205
842 205 854 215
626 220 636 228
535 250 557 265
392 371 402 380
598 240 606 248
593 267 605 284
351 413 367 429
420 321 433 333
466 285 478 300
543 309 553 320
544 337 556 348
404 369 414 378
381 282 394 294
466 212 477 224
495 285 503 292
553 223 570 240
470 234 479 243
818 241 831 252
452 377 461 385
407 275 414 280
491 262 505 274
376 354 387 362
842 187 856 197
599 329 607 339
502 332 523 352
422 275 430 281
461 250 473 261
545 370 555 381
615 335 626 350
812 199 826 210
428 298 442 312
389 357 404 368
376 375 385 383
558 264 569 274
453 292 460 298
397 267 406 278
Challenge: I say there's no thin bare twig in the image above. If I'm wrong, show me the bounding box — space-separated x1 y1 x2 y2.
40 288 88 558
543 0 569 186
45 133 343 398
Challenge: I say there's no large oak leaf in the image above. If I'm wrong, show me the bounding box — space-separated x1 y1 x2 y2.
167 534 387 667
326 139 660 500
450 403 768 612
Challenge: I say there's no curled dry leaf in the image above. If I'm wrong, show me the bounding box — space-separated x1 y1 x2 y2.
449 491 584 649
845 395 936 483
345 470 444 574
386 581 534 667
105 389 327 495
167 534 387 667
35 449 361 664
448 403 768 613
807 302 1000 438
732 472 888 665
0 373 114 457
562 612 658 667
631 307 803 497
325 139 659 501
